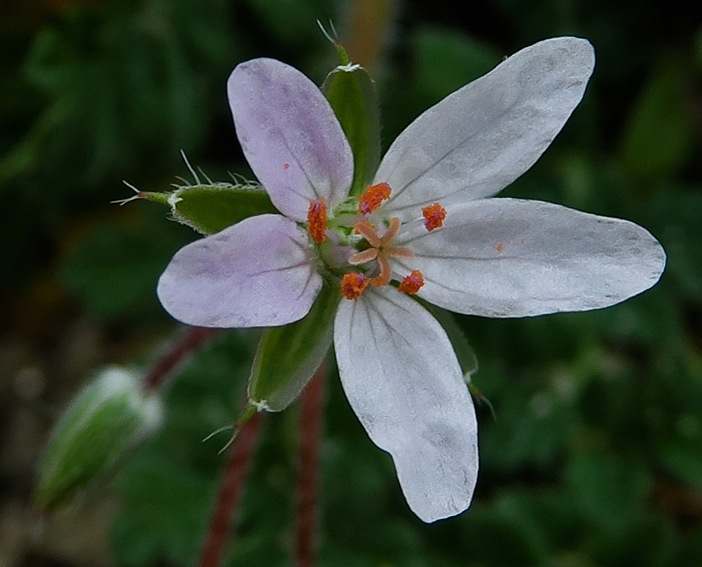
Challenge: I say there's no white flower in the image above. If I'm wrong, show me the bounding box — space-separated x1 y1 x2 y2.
157 37 666 522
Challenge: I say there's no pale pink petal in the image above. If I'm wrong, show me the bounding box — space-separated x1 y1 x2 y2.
395 199 666 317
334 287 478 522
376 37 595 220
157 214 321 327
228 58 353 221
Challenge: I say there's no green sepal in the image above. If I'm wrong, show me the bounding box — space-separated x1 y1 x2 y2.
36 367 162 510
422 302 479 382
421 302 497 416
141 182 277 235
248 283 341 412
323 63 381 197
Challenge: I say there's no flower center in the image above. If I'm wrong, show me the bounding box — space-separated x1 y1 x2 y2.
305 184 446 300
348 218 413 288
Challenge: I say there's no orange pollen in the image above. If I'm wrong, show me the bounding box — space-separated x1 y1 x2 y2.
397 270 424 294
307 199 327 243
341 272 369 300
359 182 392 215
422 203 446 231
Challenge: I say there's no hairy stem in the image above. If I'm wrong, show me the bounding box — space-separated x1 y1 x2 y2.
197 411 263 567
295 365 328 567
144 327 219 391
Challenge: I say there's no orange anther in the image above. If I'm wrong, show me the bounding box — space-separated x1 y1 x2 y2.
307 199 327 243
422 203 446 231
359 182 392 215
341 272 369 300
397 270 424 294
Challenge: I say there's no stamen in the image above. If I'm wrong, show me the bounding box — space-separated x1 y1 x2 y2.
341 272 369 300
370 253 392 287
358 182 391 215
307 199 327 243
397 270 424 294
422 203 446 232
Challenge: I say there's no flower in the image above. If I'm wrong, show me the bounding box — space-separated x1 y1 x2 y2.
157 37 666 522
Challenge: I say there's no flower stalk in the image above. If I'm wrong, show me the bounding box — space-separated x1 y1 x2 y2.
144 327 219 391
196 410 264 567
295 364 328 567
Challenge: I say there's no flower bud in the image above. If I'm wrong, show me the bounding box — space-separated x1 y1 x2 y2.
36 367 162 510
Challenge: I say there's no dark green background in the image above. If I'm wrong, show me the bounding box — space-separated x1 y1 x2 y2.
1 0 701 565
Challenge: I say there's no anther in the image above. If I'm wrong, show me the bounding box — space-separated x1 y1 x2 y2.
341 272 369 300
422 203 446 232
397 270 424 294
307 199 328 243
359 182 391 215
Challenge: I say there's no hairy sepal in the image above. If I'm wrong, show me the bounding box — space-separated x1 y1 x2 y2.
142 182 277 235
323 63 381 197
248 283 340 412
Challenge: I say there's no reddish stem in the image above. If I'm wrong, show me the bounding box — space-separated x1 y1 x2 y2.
295 365 328 567
197 411 263 567
144 327 219 391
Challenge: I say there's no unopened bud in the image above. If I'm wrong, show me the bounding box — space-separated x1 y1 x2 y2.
36 367 162 510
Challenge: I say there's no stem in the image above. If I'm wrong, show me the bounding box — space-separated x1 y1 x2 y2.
197 411 263 567
144 327 219 391
295 365 328 567
347 0 394 74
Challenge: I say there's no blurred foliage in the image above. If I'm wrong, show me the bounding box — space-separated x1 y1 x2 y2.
3 0 702 566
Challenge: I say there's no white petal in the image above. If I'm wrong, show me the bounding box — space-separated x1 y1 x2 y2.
395 199 666 318
157 214 322 327
375 37 595 220
334 287 478 522
228 58 354 221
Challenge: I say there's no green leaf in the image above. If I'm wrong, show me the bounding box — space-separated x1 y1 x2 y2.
620 57 695 181
111 453 212 567
565 453 652 532
36 367 162 510
643 186 702 300
661 439 702 486
414 26 501 104
60 208 191 321
141 182 278 235
323 63 381 196
248 283 341 411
